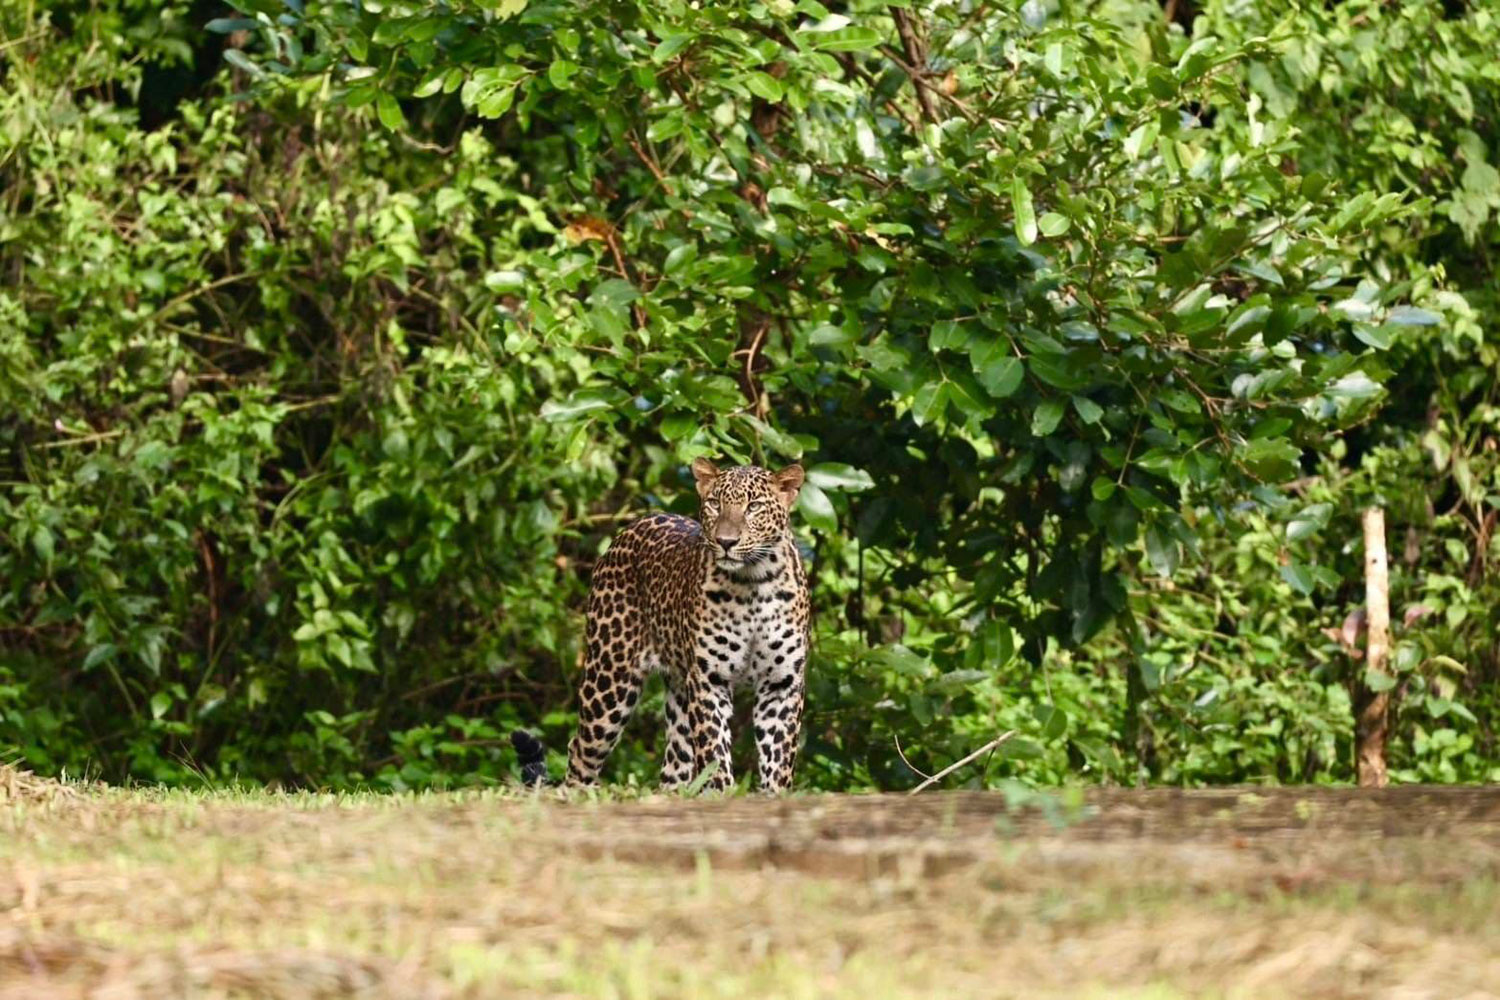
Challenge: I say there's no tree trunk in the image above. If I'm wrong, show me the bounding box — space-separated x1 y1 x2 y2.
1356 507 1391 787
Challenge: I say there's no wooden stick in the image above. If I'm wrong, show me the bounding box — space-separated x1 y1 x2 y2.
1357 507 1391 788
908 731 1015 795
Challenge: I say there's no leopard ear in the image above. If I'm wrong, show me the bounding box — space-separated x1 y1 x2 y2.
691 457 720 498
771 463 805 507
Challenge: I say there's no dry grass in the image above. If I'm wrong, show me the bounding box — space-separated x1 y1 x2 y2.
1 783 1498 998
0 762 84 807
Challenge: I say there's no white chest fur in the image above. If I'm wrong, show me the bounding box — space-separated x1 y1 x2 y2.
696 566 805 689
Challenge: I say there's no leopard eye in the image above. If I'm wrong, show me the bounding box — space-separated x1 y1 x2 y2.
745 500 764 513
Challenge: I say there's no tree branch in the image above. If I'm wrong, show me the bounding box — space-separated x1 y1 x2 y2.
890 7 940 124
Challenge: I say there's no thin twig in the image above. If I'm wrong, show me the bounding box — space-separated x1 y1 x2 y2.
145 273 253 323
731 316 771 418
835 52 922 133
600 227 647 330
34 429 126 449
627 134 675 197
893 732 933 782
908 731 1016 795
0 30 45 53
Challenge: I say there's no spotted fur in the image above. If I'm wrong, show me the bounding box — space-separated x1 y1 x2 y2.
566 459 811 793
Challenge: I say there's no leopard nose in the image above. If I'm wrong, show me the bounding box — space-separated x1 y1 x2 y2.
716 536 738 554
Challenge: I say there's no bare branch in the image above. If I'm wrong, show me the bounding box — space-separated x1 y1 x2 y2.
908 731 1016 795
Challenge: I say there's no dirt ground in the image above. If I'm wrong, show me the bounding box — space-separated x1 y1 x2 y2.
2 768 1498 999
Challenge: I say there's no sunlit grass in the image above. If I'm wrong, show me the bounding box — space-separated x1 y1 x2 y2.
3 767 1499 998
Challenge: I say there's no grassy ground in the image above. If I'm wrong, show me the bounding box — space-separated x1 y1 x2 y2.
2 765 1498 999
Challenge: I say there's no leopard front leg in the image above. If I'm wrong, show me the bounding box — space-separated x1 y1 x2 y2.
753 638 807 794
683 637 737 793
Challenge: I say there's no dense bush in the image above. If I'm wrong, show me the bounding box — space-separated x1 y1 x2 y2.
1 0 1495 788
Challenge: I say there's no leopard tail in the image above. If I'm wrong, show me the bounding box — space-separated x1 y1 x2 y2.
510 730 551 786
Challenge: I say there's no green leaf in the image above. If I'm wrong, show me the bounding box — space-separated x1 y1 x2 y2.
652 33 694 64
150 691 172 720
540 391 615 421
1363 668 1397 694
646 112 684 142
739 414 802 459
978 619 1015 667
1044 43 1065 78
930 320 967 351
1038 212 1071 237
31 524 54 562
483 270 526 293
796 481 837 533
1028 354 1088 391
1280 563 1315 595
206 17 257 33
1352 324 1391 350
372 17 412 44
132 440 172 471
83 644 116 671
382 426 409 459
1238 439 1302 481
744 71 784 102
807 463 875 491
222 49 263 78
1146 65 1177 99
1011 175 1037 245
809 323 858 347
970 340 1024 398
663 243 698 275
1124 121 1158 161
660 413 698 441
998 738 1045 761
1034 703 1068 740
412 70 446 98
1385 306 1441 327
548 59 580 89
1145 523 1179 577
911 382 947 426
809 27 883 52
683 760 720 796
590 278 639 307
871 644 931 677
477 85 516 119
376 92 405 131
770 187 810 212
1157 389 1199 415
1031 399 1065 437
1072 396 1104 424
979 358 1024 398
908 692 933 727
1287 503 1332 542
1072 737 1122 773
1091 477 1117 501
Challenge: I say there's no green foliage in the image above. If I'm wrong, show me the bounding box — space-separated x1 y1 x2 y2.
1 0 1495 789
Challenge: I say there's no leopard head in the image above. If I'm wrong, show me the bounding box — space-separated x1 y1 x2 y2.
690 458 804 566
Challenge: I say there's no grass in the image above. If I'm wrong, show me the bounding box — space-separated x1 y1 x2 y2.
2 764 1499 998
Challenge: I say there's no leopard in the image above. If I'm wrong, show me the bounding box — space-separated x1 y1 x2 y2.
555 458 811 793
